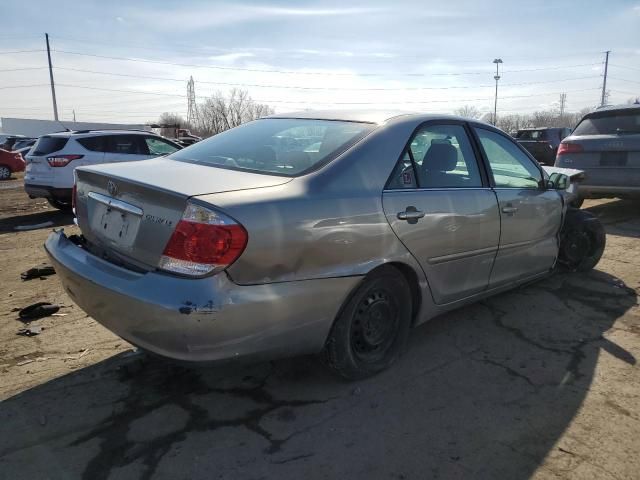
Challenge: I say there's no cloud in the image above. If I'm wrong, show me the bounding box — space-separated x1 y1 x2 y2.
123 4 387 31
207 52 255 63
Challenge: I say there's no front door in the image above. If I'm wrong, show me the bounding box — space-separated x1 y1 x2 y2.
473 127 563 287
382 123 500 305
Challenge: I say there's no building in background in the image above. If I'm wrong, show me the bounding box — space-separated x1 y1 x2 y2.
0 118 150 138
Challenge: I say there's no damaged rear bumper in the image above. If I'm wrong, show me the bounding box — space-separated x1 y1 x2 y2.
45 230 360 362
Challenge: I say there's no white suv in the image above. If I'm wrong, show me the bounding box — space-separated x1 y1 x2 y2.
25 130 182 209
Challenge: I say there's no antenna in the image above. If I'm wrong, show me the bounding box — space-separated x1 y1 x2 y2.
187 76 197 125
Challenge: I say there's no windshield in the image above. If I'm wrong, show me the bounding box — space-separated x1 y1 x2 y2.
168 118 375 176
573 110 640 135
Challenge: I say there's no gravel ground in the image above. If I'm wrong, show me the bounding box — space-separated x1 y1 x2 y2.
1 173 638 479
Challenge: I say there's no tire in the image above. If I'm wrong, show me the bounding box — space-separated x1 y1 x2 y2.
569 196 584 209
324 265 412 380
559 208 606 272
47 198 72 211
0 165 11 180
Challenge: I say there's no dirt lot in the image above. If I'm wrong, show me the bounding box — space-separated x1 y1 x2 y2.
1 173 639 479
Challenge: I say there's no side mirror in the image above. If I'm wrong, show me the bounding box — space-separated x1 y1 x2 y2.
547 172 569 190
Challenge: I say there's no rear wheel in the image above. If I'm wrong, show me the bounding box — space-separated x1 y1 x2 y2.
47 198 72 211
324 265 412 380
569 196 584 209
0 165 11 180
559 208 606 272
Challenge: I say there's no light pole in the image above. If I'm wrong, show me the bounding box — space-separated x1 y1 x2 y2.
492 58 502 126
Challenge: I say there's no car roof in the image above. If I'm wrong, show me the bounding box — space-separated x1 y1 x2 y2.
594 103 640 113
266 109 478 126
45 129 155 138
518 127 564 131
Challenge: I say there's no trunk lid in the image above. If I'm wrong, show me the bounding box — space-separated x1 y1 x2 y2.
75 158 291 270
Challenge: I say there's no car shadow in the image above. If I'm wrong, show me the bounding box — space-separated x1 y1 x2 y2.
585 199 640 239
0 270 636 479
0 210 74 234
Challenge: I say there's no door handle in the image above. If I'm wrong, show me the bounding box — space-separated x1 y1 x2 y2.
502 206 518 214
397 208 426 222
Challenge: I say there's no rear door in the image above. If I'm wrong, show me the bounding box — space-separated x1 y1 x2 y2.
103 134 155 163
382 122 500 305
473 127 562 287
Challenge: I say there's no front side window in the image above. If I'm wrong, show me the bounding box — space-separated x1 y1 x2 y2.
475 128 542 189
168 119 374 176
145 137 180 155
387 124 482 189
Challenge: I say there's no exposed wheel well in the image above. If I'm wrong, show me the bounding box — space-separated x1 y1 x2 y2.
375 262 421 323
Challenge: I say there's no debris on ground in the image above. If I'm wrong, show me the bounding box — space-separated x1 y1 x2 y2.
14 221 54 231
21 265 56 281
17 326 44 337
18 302 60 321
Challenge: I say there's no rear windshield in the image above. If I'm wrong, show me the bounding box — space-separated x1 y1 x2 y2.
168 118 375 176
32 136 69 155
516 130 546 140
573 110 640 136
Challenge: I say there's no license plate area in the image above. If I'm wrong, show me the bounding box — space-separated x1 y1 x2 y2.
88 193 142 250
600 151 628 167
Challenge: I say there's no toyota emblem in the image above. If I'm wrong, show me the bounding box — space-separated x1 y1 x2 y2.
107 180 118 196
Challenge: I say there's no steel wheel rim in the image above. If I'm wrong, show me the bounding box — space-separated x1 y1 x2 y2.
350 288 399 363
565 229 591 264
0 166 10 178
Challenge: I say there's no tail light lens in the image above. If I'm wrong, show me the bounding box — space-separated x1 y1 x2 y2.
47 154 84 167
159 202 248 276
557 143 583 156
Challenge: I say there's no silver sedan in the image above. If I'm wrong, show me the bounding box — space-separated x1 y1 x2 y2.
45 111 605 379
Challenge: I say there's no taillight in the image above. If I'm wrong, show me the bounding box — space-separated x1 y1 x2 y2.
47 154 83 167
158 202 248 276
557 143 583 156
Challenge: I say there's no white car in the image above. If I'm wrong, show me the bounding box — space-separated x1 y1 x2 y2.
25 130 182 209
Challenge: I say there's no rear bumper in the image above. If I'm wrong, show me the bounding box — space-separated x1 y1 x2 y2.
45 230 360 362
24 184 71 200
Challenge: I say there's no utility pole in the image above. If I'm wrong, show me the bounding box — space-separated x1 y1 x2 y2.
45 33 59 121
559 93 567 123
492 58 503 126
72 109 76 122
600 50 610 107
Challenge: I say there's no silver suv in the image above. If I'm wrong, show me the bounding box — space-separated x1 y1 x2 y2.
555 104 640 207
25 130 182 210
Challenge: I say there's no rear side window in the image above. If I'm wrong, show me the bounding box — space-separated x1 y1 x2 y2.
387 124 482 189
107 135 149 155
32 136 68 155
516 130 545 140
77 136 108 152
573 110 640 135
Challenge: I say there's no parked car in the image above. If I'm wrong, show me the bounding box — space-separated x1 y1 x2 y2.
555 104 640 207
0 148 26 179
515 127 572 165
25 130 182 210
45 111 604 379
0 135 26 151
11 138 36 151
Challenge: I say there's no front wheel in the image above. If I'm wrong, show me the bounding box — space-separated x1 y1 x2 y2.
559 208 606 272
324 265 412 380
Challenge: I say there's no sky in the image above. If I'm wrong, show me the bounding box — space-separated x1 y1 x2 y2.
1 0 639 125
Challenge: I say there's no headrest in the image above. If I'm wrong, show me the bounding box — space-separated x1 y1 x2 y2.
422 143 458 172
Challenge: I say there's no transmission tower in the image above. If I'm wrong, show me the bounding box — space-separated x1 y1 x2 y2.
559 93 567 122
187 76 197 125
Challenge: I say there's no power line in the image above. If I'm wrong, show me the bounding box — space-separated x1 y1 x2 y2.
0 84 49 90
0 66 48 73
608 76 640 85
51 66 601 91
0 49 44 55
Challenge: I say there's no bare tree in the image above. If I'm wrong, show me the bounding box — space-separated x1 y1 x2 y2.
194 89 275 137
453 105 482 119
155 112 187 137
